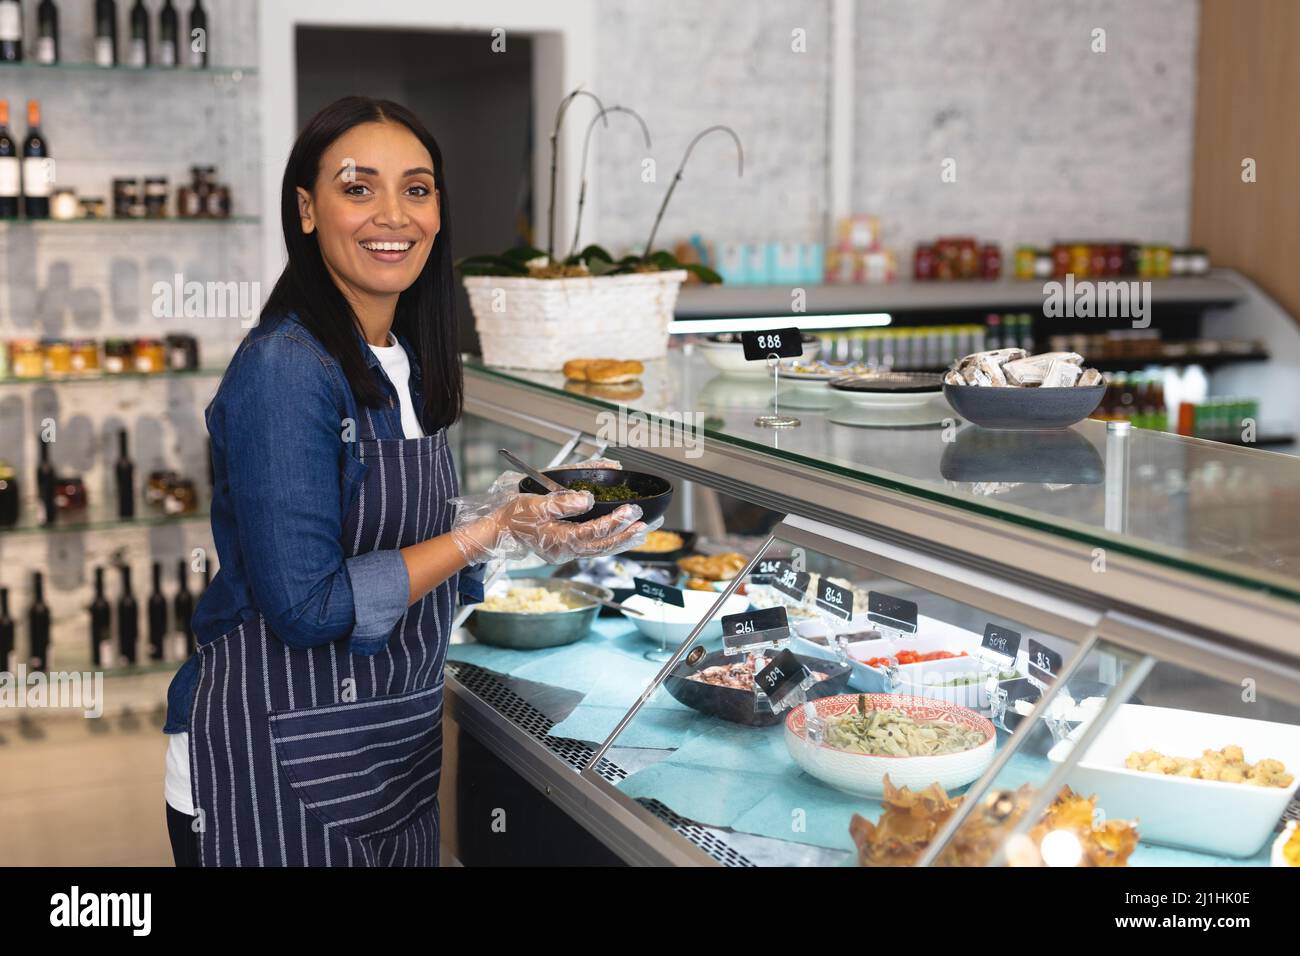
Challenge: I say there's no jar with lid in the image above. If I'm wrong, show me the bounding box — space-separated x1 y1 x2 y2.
55 476 88 514
103 339 133 374
113 178 142 219
146 470 179 509
165 334 200 371
80 197 108 219
134 338 166 374
12 340 44 378
43 340 73 376
144 177 169 218
0 462 18 527
165 479 198 515
51 189 80 220
69 340 100 374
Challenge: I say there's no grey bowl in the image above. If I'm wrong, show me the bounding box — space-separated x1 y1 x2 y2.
942 384 1105 430
467 578 612 650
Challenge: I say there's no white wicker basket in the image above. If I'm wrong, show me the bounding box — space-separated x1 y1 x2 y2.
463 270 687 370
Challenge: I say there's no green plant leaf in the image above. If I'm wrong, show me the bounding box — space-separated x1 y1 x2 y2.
454 254 529 276
683 262 724 284
578 244 614 263
501 245 546 263
647 250 680 270
587 257 619 276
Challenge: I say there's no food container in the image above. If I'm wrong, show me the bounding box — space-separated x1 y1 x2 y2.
467 578 611 650
835 628 1007 708
51 189 79 220
1272 821 1298 867
54 476 87 513
623 529 697 563
1047 704 1300 857
164 479 198 515
166 334 200 371
134 338 166 373
144 177 169 218
42 340 72 376
942 383 1106 429
518 467 673 526
113 178 140 219
80 197 107 219
664 649 852 727
784 693 997 797
618 589 750 648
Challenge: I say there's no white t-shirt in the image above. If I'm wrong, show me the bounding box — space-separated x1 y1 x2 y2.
164 332 425 814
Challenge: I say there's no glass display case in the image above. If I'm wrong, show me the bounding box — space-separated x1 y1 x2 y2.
442 353 1300 867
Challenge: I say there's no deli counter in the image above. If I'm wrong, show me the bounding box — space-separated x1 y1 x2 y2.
440 349 1300 867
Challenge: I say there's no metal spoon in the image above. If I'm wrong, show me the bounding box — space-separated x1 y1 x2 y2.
499 448 567 493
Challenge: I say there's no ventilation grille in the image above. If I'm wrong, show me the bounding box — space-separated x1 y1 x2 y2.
448 660 753 866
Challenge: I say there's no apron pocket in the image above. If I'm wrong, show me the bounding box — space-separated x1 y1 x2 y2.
269 684 442 841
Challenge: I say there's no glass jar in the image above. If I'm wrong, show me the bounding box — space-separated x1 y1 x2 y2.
103 339 133 374
69 340 100 374
165 478 198 515
146 470 179 509
55 476 88 514
144 177 169 218
113 178 140 219
80 197 107 219
165 334 200 371
12 340 45 378
43 339 73 376
134 338 166 374
51 189 80 220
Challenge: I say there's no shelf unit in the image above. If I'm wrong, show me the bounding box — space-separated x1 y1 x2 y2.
0 367 226 388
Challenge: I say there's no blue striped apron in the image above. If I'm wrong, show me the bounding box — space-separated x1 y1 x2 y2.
188 410 457 866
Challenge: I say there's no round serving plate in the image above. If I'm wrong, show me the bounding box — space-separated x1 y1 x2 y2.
828 370 945 408
826 396 952 428
784 692 996 796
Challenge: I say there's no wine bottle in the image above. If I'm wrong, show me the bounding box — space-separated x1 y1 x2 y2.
22 100 52 220
0 0 21 62
35 0 57 64
37 435 56 527
186 0 205 68
158 0 176 67
174 558 194 656
127 0 147 67
117 564 138 665
90 567 111 668
0 100 18 220
0 587 14 672
115 429 134 518
29 571 50 672
148 561 167 660
94 0 117 67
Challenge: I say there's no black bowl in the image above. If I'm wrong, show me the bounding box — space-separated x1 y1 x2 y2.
664 649 852 727
942 383 1105 429
518 468 674 525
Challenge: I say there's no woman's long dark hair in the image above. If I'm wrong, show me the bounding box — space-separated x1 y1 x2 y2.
262 96 462 429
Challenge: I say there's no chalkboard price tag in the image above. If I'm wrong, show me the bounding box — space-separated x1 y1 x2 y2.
634 577 684 607
751 557 785 584
867 591 918 634
981 624 1022 661
721 605 789 639
771 562 810 603
754 648 809 706
741 328 802 362
1002 676 1042 709
815 580 854 620
1026 639 1062 688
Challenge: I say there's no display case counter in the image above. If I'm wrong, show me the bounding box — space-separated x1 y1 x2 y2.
442 353 1300 867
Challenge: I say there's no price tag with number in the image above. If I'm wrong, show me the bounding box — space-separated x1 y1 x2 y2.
751 557 785 585
1026 638 1062 689
771 562 810 603
754 648 810 708
634 577 684 607
721 605 789 639
981 623 1022 662
815 580 854 620
741 328 802 362
867 591 918 634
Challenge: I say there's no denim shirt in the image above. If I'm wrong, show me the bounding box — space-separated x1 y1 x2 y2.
164 312 476 732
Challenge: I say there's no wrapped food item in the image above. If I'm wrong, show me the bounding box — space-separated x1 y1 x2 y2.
1078 367 1103 387
1041 359 1083 388
947 348 1100 389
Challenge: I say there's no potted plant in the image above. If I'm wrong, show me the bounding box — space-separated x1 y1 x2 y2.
458 88 742 371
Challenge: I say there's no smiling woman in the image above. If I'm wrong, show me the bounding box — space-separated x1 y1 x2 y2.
160 96 652 869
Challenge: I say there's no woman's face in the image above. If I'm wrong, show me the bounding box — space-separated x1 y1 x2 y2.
297 120 440 302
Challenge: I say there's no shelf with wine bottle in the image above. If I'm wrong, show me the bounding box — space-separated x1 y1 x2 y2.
0 366 227 387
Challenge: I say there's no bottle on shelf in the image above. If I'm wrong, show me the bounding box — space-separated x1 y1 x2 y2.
36 434 56 526
128 0 148 67
115 428 135 519
90 566 111 668
94 0 117 67
174 557 194 656
22 100 51 220
158 0 177 67
29 571 50 672
0 99 18 219
148 560 167 660
36 0 58 65
117 564 138 665
0 586 14 672
187 0 207 68
0 0 22 62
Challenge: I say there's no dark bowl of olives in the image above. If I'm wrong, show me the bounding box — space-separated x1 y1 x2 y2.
519 468 674 525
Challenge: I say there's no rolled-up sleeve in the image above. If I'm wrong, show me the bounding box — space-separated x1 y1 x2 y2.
224 335 407 651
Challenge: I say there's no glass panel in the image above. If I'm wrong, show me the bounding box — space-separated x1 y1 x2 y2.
447 415 776 768
950 653 1300 868
593 534 1088 865
465 354 1300 602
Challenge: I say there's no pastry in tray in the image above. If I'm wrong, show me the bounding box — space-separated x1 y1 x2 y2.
677 551 748 581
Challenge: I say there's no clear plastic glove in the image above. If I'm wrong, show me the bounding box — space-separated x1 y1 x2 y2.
449 463 659 566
